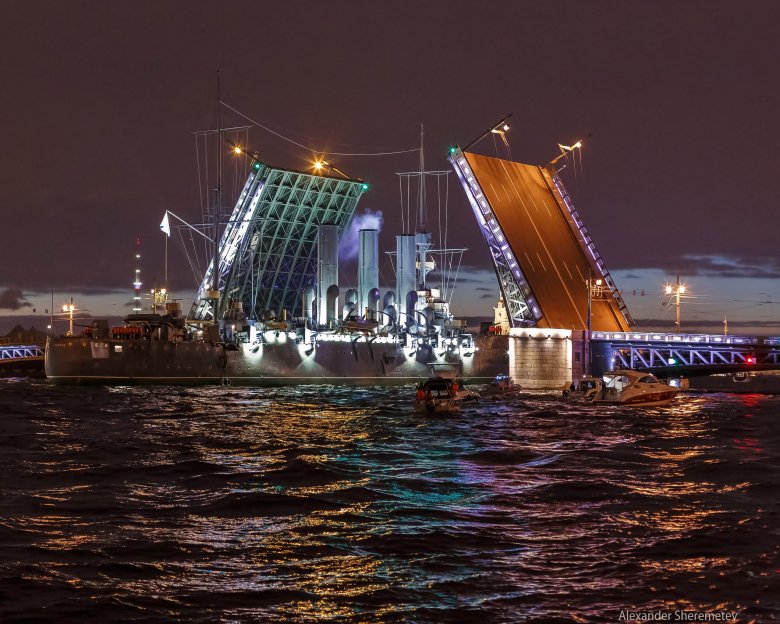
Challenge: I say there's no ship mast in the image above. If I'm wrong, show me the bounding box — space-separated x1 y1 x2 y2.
416 124 432 289
211 72 222 317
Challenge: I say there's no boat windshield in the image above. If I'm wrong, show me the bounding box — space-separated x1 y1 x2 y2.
602 374 630 390
637 375 659 384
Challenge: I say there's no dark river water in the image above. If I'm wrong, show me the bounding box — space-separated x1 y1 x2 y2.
0 379 778 623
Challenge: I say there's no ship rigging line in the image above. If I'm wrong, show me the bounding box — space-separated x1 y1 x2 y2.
220 100 420 157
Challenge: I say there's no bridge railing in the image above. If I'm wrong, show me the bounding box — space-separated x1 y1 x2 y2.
0 345 45 360
591 331 776 346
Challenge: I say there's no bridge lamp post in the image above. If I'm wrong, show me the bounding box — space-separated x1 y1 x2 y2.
665 276 686 333
62 299 76 336
586 272 603 376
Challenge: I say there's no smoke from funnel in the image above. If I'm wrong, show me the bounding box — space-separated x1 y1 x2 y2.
340 209 383 260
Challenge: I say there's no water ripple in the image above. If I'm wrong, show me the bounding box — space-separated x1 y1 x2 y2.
0 380 778 622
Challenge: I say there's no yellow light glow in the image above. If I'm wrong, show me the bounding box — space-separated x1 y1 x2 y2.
573 141 582 149
679 286 686 294
595 279 603 286
666 285 673 294
313 161 323 171
233 146 242 154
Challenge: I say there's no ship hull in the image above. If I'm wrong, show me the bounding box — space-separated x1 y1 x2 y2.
45 337 227 384
45 335 509 385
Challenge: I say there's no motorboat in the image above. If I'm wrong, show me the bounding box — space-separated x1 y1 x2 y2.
483 374 522 399
455 378 481 403
415 377 463 415
562 376 602 401
592 369 679 406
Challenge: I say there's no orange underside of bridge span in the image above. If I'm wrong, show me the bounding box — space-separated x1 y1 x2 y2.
463 151 630 332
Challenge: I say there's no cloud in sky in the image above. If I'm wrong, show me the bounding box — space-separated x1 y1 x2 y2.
0 289 30 310
619 254 780 280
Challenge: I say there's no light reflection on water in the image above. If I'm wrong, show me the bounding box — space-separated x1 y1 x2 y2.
0 380 778 622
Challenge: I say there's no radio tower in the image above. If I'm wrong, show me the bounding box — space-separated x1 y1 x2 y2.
133 237 142 313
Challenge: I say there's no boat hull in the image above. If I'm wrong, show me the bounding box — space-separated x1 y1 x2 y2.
45 335 509 386
592 391 678 407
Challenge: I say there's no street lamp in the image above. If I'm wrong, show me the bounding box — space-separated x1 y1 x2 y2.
62 298 76 336
665 276 686 333
312 159 351 180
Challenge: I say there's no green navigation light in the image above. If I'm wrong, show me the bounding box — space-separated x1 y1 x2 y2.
362 183 369 191
252 161 261 171
449 146 457 155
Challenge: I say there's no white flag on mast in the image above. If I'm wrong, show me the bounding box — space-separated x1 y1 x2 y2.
160 212 171 237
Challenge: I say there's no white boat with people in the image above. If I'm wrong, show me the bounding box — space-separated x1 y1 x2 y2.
562 376 602 401
415 377 463 415
592 369 679 407
483 374 522 399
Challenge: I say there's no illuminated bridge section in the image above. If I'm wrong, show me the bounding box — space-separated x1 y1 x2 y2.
191 162 366 320
0 344 44 363
591 331 780 377
450 148 631 332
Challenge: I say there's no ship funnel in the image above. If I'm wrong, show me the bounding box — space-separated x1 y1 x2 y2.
358 229 379 320
396 234 417 328
317 224 339 326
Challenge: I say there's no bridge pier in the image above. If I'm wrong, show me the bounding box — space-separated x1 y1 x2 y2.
508 328 577 390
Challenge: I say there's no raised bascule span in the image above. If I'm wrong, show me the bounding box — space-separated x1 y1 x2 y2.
449 148 632 332
190 162 367 322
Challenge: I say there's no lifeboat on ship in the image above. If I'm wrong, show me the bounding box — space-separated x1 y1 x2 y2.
592 370 679 406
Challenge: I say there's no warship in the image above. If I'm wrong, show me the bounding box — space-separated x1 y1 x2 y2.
45 129 509 385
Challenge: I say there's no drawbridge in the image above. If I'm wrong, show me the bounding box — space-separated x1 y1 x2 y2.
190 160 367 322
450 148 632 332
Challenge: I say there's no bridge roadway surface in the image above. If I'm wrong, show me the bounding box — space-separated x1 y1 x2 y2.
462 151 628 332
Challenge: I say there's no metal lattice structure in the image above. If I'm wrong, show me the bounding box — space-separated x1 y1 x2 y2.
450 148 539 325
591 331 780 377
449 148 631 332
190 161 366 321
0 344 45 361
546 168 633 326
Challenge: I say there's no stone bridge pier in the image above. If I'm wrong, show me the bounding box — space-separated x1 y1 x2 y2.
508 328 585 390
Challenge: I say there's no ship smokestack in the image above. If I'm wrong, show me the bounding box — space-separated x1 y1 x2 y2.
317 224 339 326
358 229 379 320
396 234 416 328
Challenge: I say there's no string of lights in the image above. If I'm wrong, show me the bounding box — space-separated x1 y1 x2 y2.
220 100 420 157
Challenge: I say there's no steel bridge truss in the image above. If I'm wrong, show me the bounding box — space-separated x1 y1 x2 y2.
191 161 365 321
544 168 634 326
450 148 539 326
0 344 44 361
592 332 780 376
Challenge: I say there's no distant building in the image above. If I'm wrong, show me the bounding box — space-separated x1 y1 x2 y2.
1 325 48 345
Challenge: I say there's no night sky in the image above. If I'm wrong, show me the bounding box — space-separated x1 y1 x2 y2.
2 1 779 333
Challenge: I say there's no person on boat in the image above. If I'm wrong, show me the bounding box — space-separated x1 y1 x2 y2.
416 384 425 401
